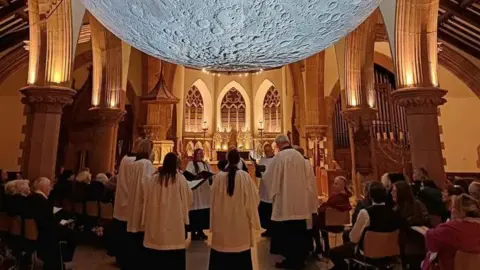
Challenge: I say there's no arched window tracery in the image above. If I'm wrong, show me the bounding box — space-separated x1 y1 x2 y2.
263 86 281 133
185 86 204 132
220 87 246 131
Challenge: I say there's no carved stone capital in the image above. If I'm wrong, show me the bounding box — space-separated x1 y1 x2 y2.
20 85 76 114
391 87 447 113
305 125 328 140
342 107 377 130
89 108 125 126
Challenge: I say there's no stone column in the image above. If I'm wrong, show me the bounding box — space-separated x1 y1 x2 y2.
391 88 446 184
20 86 75 180
393 0 446 186
88 108 125 175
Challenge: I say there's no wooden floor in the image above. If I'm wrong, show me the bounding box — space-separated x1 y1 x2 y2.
70 232 331 270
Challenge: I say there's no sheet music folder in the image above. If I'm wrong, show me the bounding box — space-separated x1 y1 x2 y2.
183 170 215 190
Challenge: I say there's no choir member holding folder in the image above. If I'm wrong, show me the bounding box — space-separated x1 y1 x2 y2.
184 148 212 240
209 149 260 270
255 144 275 237
142 153 192 270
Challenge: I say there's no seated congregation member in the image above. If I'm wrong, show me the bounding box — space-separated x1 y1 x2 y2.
316 176 352 254
263 135 314 269
29 177 76 270
329 182 401 270
343 182 372 244
75 168 92 184
424 194 480 270
468 181 480 201
4 179 30 217
257 144 275 237
86 173 107 201
392 181 430 227
185 148 212 240
381 172 406 209
209 149 260 270
125 139 156 269
111 138 141 267
392 181 430 270
142 153 192 270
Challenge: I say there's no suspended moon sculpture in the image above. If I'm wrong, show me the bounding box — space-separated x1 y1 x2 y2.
81 0 382 71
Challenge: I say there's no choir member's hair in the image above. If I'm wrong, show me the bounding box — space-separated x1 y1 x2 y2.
159 152 178 187
453 179 469 195
4 179 30 196
136 139 153 160
453 194 480 218
469 182 480 201
274 135 290 146
192 148 204 174
226 149 240 197
369 181 387 204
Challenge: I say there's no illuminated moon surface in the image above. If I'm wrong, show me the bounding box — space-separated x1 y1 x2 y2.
81 0 382 71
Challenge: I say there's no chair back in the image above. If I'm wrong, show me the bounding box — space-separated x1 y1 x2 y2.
62 199 73 212
325 208 351 226
100 202 113 220
9 216 22 236
363 230 400 259
24 219 38 241
0 212 10 232
454 251 480 270
74 202 84 215
86 201 99 217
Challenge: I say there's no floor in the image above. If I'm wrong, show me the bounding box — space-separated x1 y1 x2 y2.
71 232 333 270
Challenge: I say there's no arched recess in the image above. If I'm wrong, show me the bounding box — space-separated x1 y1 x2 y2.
216 81 251 131
254 79 281 134
186 79 213 133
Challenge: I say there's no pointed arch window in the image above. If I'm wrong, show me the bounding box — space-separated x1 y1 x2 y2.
221 87 246 131
185 86 204 132
263 86 281 133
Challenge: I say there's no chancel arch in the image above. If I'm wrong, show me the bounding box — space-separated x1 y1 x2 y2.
216 81 251 132
254 79 282 134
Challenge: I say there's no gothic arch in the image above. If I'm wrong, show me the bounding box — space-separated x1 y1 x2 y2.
254 79 281 133
216 81 251 131
185 79 213 132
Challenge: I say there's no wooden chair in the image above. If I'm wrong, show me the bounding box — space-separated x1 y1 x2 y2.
350 230 401 269
73 202 84 215
86 201 99 217
0 212 11 233
454 251 480 270
99 203 113 220
9 216 22 237
324 208 351 248
61 199 73 212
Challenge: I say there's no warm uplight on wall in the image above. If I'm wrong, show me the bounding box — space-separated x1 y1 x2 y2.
28 71 36 85
348 93 359 107
367 89 375 108
52 72 62 84
405 71 414 86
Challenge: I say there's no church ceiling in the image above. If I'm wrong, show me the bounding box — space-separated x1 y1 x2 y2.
0 0 479 69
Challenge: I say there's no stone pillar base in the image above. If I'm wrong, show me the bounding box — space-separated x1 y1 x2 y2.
20 85 76 180
152 140 174 165
392 87 447 187
89 108 125 175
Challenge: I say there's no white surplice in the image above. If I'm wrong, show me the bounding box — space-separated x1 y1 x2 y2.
304 159 318 229
142 172 192 250
262 148 312 222
113 155 136 221
126 159 156 233
210 170 261 252
258 157 274 203
185 161 212 210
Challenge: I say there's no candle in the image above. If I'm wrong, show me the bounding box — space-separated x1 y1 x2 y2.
383 132 388 140
389 132 394 141
376 132 381 141
399 132 404 141
202 120 207 129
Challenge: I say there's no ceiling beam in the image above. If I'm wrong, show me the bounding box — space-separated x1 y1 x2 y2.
438 28 480 59
0 27 28 52
0 0 25 21
439 0 480 29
